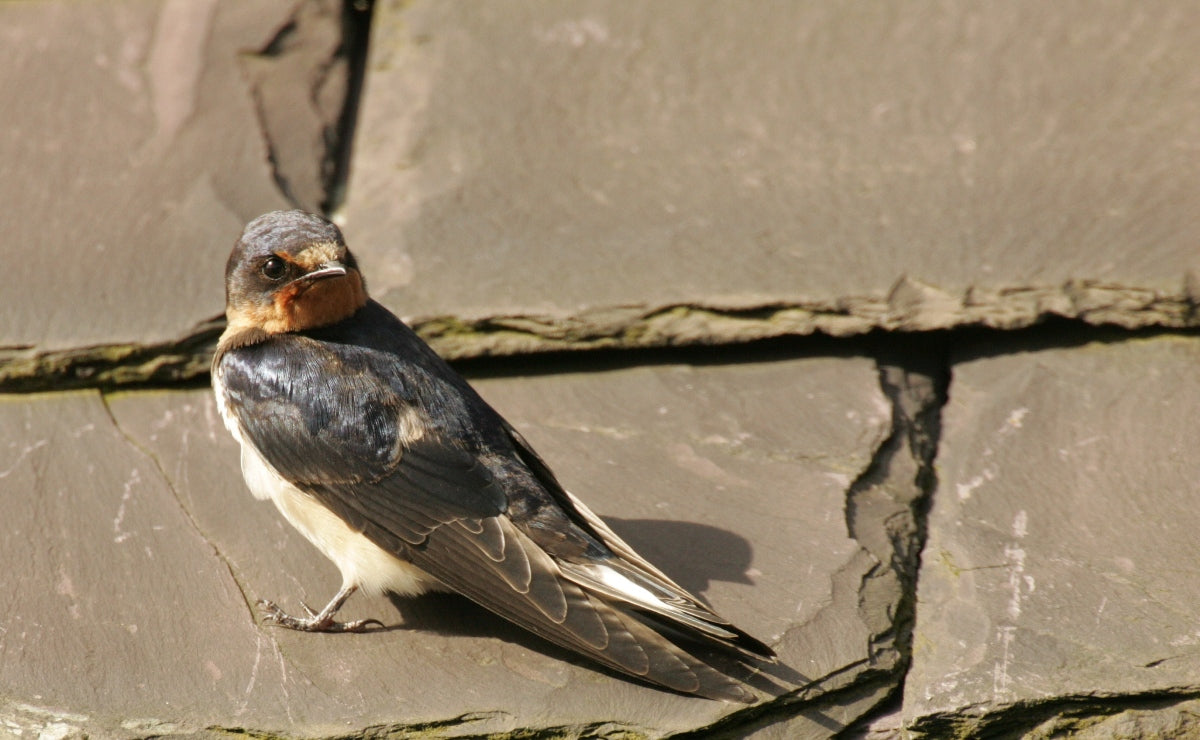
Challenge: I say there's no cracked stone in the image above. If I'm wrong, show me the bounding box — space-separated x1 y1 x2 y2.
0 354 892 736
8 1 1200 394
240 0 369 214
738 677 896 740
0 1 308 353
0 391 265 736
904 335 1200 734
341 0 1200 346
1028 697 1200 739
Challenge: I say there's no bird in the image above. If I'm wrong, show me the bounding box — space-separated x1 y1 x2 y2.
211 209 776 702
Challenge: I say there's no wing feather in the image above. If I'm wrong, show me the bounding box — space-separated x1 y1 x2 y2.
397 513 755 701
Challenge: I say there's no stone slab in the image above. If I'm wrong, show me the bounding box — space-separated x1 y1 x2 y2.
0 1 320 352
7 354 887 736
0 392 262 736
904 336 1200 729
344 0 1200 343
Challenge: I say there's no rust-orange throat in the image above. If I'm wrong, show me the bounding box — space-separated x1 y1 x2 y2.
224 240 368 338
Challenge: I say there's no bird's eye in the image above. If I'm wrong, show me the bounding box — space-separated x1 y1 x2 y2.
261 256 287 281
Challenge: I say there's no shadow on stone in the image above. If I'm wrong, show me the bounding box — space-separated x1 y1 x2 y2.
602 517 758 597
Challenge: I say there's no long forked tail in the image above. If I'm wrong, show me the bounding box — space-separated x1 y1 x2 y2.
554 490 777 661
416 511 763 702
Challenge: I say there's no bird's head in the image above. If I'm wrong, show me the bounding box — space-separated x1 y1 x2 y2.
223 210 368 335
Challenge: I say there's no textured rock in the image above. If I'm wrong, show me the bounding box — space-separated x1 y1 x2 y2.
9 0 1200 736
905 336 1200 733
1044 698 1200 739
738 678 896 740
7 0 1199 393
240 0 370 214
0 354 895 736
0 392 258 737
0 0 341 353
343 0 1200 344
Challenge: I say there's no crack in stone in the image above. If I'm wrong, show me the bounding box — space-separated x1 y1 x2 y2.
95 393 345 724
4 276 1193 394
668 666 897 740
839 336 951 732
96 390 263 634
708 551 910 736
323 0 373 217
240 0 374 216
905 688 1200 739
0 316 224 393
205 713 648 740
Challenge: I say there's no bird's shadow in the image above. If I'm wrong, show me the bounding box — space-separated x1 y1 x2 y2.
373 517 808 698
601 517 757 595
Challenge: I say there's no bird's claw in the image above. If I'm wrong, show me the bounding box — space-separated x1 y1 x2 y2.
257 598 384 633
329 616 386 633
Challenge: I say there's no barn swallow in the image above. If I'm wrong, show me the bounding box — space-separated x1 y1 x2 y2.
212 210 776 702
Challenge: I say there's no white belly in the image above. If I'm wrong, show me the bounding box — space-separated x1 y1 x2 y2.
214 370 439 598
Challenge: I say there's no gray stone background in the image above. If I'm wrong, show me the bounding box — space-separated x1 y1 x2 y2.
3 1 1199 738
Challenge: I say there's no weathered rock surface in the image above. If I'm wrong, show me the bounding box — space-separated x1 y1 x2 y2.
3 356 900 737
905 335 1200 736
343 0 1200 356
0 0 365 397
7 0 1199 389
240 0 371 215
5 0 1200 737
0 391 258 737
0 1 294 352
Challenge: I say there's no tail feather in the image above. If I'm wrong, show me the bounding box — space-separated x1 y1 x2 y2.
557 490 777 662
417 516 758 702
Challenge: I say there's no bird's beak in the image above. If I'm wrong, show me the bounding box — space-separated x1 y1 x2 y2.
299 261 348 283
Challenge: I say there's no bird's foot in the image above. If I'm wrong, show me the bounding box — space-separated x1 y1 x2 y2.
257 597 384 633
